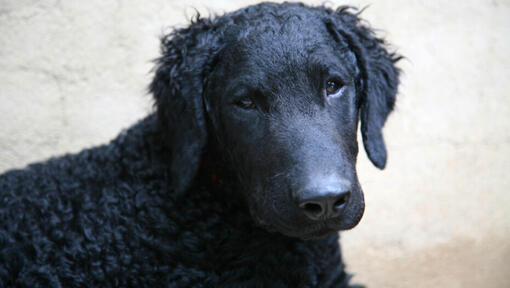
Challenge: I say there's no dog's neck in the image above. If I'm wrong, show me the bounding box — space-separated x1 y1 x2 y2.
196 151 250 209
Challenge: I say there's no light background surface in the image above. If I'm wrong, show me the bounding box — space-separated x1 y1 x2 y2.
1 1 509 287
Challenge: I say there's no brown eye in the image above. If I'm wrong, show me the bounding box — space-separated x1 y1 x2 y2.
326 79 343 96
235 98 257 110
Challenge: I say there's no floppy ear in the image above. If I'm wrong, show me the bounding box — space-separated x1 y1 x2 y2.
325 7 401 169
150 16 220 194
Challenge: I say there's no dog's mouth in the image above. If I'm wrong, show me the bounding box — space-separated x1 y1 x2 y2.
269 222 343 240
291 223 342 240
299 227 337 240
253 212 349 240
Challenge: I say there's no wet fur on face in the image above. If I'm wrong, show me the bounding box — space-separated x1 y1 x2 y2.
151 2 400 239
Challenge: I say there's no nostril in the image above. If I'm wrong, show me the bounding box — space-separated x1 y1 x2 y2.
333 191 350 210
303 202 322 214
299 201 325 220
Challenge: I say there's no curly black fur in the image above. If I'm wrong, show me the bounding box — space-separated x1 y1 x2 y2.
0 2 400 287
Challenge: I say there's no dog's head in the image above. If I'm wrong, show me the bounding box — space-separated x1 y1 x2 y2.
150 3 400 239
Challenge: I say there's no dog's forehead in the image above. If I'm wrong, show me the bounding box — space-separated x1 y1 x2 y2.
233 20 331 67
214 24 356 96
209 11 359 107
215 9 358 76
217 23 337 85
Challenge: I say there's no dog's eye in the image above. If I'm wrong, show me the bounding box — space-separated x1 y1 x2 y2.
326 78 344 97
235 98 257 110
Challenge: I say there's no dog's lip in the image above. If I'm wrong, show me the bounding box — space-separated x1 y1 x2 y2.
299 226 337 239
271 219 344 239
254 201 350 238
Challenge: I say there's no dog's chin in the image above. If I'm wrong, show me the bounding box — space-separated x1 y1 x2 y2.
253 215 362 240
292 227 338 240
261 223 340 240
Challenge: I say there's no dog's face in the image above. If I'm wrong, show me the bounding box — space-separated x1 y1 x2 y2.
205 25 363 238
151 3 400 239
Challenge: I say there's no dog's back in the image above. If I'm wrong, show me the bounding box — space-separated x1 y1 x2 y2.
0 116 174 286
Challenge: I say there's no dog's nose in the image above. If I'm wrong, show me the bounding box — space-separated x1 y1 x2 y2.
298 190 351 220
296 175 352 220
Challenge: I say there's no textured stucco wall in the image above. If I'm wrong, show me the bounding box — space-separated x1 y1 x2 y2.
1 0 509 287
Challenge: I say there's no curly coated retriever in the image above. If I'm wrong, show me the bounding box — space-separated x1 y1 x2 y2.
0 2 400 287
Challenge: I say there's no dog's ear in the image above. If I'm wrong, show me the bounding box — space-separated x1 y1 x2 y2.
150 16 220 194
325 7 401 169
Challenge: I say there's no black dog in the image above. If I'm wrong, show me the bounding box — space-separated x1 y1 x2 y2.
0 2 400 287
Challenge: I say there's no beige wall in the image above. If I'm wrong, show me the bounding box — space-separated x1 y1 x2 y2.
1 0 509 287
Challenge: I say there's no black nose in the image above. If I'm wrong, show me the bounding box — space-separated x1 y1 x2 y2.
298 190 351 220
